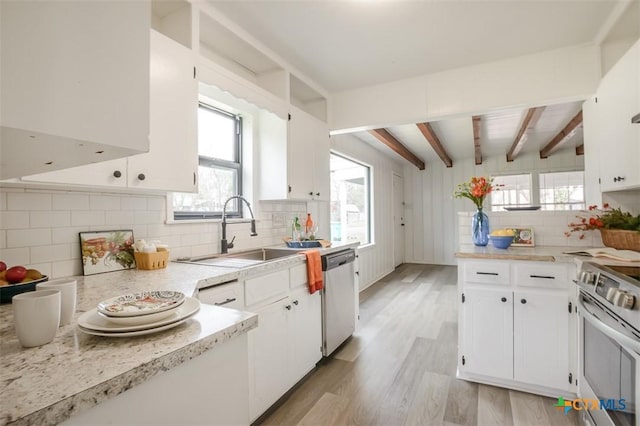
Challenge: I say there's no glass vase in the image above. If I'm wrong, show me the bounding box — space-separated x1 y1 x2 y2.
471 208 490 246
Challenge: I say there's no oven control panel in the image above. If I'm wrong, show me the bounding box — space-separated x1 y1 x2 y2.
594 269 636 310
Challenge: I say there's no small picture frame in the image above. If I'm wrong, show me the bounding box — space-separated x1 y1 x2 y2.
79 230 136 276
511 227 535 247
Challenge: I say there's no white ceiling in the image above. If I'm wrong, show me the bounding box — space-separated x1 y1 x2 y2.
210 0 621 93
207 0 633 167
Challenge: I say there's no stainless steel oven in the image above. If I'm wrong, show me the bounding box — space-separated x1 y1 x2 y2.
577 262 640 426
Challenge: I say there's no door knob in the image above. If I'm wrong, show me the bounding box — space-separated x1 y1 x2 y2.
501 297 507 303
521 299 527 304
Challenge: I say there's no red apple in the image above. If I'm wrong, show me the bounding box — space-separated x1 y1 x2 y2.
6 266 27 284
0 261 6 272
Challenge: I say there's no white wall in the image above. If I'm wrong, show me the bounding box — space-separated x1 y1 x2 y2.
330 43 600 132
0 187 308 279
330 134 404 291
404 148 585 266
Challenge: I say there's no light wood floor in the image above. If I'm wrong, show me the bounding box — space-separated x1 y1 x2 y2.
256 264 578 426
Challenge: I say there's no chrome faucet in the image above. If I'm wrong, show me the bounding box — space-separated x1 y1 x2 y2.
221 196 258 254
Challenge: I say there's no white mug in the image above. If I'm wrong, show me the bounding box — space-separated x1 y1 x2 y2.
13 289 61 347
36 279 77 325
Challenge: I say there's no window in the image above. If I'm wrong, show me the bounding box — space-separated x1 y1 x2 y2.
490 174 532 211
539 171 585 211
173 103 242 219
330 153 371 244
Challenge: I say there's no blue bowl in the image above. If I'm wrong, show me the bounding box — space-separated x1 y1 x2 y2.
489 236 514 249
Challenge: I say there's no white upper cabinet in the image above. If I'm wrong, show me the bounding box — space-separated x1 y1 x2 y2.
258 106 330 201
127 30 198 193
21 29 198 193
0 1 150 179
584 39 640 193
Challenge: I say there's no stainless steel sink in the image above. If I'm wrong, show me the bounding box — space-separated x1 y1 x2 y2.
177 248 300 268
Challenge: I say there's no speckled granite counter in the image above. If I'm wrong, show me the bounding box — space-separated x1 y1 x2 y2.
0 263 258 426
455 244 579 262
0 242 358 426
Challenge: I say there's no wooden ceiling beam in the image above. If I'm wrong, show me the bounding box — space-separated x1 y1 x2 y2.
416 122 453 168
540 110 583 159
575 144 584 156
472 116 482 165
368 128 425 170
506 106 546 162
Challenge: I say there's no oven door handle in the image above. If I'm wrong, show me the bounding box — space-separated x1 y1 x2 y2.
579 298 640 354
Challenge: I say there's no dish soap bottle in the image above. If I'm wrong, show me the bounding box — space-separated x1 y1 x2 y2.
305 213 313 234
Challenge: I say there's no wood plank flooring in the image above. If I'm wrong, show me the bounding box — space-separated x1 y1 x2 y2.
256 264 578 426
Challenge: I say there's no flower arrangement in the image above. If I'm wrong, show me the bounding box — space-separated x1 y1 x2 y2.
453 176 499 209
565 204 640 240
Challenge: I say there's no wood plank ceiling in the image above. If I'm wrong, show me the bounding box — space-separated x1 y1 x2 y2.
357 100 585 170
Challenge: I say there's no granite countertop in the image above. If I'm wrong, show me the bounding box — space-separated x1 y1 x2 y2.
455 244 580 262
0 264 254 426
0 242 358 426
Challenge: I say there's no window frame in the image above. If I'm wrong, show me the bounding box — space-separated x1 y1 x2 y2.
173 102 243 220
538 170 585 211
329 151 372 245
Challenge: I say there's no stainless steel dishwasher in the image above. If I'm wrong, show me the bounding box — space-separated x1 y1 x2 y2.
321 248 356 356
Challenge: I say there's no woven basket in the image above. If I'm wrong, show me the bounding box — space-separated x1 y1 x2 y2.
134 251 169 270
600 229 640 252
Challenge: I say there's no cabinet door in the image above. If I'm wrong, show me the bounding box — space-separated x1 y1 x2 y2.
127 30 198 192
287 108 316 200
598 40 640 191
248 297 291 422
461 287 513 380
1 1 149 152
289 287 322 384
311 119 330 201
582 97 602 207
514 290 569 391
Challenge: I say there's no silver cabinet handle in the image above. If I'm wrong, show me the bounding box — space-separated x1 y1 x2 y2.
214 298 236 306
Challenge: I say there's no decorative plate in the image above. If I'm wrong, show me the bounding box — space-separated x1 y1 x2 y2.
97 291 185 317
79 297 200 333
78 311 197 337
97 308 176 326
0 276 49 304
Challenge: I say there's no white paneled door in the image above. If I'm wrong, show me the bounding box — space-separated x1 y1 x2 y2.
393 173 404 267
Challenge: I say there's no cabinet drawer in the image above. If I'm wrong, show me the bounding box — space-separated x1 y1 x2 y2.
198 281 243 309
513 263 571 289
290 264 308 290
245 269 290 307
463 261 510 285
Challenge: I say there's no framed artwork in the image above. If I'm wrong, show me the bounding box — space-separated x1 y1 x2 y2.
79 230 136 276
511 227 535 247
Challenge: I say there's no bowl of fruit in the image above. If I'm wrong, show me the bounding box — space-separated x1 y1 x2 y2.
489 229 515 249
0 261 48 303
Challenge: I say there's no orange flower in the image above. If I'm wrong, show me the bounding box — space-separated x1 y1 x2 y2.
453 176 500 209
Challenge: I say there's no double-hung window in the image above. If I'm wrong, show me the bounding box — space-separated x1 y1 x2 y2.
173 103 242 219
490 174 532 211
539 171 585 211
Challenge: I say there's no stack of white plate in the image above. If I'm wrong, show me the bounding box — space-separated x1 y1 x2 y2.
78 291 200 337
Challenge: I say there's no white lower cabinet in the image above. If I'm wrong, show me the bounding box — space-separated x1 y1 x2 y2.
458 259 576 397
247 264 322 422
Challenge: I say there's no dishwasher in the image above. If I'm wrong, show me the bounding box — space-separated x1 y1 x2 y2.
321 248 356 356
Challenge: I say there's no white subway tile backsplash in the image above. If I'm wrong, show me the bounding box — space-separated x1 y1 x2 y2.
52 193 90 210
146 197 165 211
31 244 72 263
0 247 30 266
7 229 52 248
133 210 164 225
121 197 149 211
0 211 30 229
1 187 321 278
52 227 86 244
72 211 105 227
90 195 121 211
7 192 52 211
105 211 135 226
30 211 71 228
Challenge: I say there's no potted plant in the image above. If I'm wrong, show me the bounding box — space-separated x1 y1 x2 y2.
565 204 640 251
